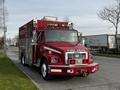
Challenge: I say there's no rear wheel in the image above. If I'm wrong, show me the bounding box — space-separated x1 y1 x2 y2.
21 55 26 66
41 61 51 80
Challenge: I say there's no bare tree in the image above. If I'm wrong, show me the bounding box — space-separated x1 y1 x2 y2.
13 35 19 46
98 0 120 52
0 36 4 49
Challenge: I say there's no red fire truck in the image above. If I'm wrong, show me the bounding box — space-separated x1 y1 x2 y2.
19 16 99 80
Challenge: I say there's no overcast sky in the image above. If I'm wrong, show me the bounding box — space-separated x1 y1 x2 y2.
1 0 118 38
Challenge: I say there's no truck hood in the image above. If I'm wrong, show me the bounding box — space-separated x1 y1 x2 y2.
45 42 88 53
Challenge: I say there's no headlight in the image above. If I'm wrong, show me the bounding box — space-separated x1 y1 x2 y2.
51 57 60 63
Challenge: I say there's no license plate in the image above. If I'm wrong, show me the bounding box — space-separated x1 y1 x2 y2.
77 59 82 64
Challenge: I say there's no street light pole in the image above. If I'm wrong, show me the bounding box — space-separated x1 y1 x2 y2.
3 0 7 57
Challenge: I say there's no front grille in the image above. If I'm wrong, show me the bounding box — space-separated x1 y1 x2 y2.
66 52 88 65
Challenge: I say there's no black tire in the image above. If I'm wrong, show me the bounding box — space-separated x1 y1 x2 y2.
21 55 26 66
40 61 51 80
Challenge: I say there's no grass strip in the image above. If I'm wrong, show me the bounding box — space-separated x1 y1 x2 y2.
0 52 38 90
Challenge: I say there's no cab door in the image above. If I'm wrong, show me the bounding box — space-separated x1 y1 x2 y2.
34 31 45 64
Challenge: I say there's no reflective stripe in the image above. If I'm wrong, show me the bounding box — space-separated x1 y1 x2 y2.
44 46 61 54
51 69 62 72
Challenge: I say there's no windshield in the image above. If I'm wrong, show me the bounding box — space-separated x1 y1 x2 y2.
46 30 78 42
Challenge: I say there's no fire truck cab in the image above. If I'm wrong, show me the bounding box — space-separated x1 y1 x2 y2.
19 16 99 80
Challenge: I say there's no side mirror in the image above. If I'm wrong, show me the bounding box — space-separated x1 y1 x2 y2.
78 32 85 45
78 32 82 43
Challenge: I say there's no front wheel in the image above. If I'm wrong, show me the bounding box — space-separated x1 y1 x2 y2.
41 61 51 80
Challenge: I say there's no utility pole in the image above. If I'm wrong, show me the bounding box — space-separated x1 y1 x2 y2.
3 0 7 57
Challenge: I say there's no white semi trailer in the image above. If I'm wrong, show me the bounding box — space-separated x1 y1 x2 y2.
84 34 116 52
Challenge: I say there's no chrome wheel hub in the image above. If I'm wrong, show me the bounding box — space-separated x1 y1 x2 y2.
41 64 47 77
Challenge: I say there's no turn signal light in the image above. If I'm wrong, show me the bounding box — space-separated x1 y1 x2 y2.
70 59 76 64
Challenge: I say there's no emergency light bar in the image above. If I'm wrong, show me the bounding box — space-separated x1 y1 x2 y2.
42 16 58 21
